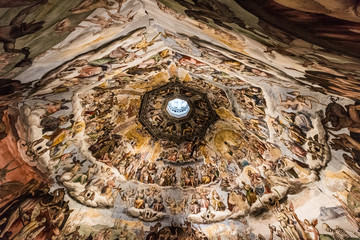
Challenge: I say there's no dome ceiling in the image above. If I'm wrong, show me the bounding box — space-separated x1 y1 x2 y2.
0 0 360 239
139 81 218 143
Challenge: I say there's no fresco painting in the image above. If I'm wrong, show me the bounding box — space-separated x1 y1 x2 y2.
0 0 360 239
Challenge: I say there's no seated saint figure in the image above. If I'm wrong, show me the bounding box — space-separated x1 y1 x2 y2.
134 190 146 209
210 190 226 211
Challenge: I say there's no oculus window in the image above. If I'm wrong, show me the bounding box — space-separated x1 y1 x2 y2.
166 98 190 118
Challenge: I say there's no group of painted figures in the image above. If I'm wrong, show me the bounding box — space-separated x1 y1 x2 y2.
5 43 358 238
0 180 70 240
0 4 358 235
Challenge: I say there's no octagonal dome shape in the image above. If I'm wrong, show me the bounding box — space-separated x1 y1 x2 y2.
138 81 218 143
166 98 190 118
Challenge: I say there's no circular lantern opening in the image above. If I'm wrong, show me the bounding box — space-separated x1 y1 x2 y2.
166 98 190 118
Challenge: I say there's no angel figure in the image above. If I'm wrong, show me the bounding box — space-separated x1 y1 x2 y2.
287 202 320 240
303 219 320 240
83 15 115 29
278 91 319 111
106 9 136 22
57 157 86 182
0 0 48 67
55 18 84 34
106 0 136 23
131 33 161 53
322 100 360 134
70 0 116 14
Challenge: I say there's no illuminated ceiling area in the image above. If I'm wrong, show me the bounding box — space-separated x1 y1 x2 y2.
166 98 190 118
0 0 360 239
